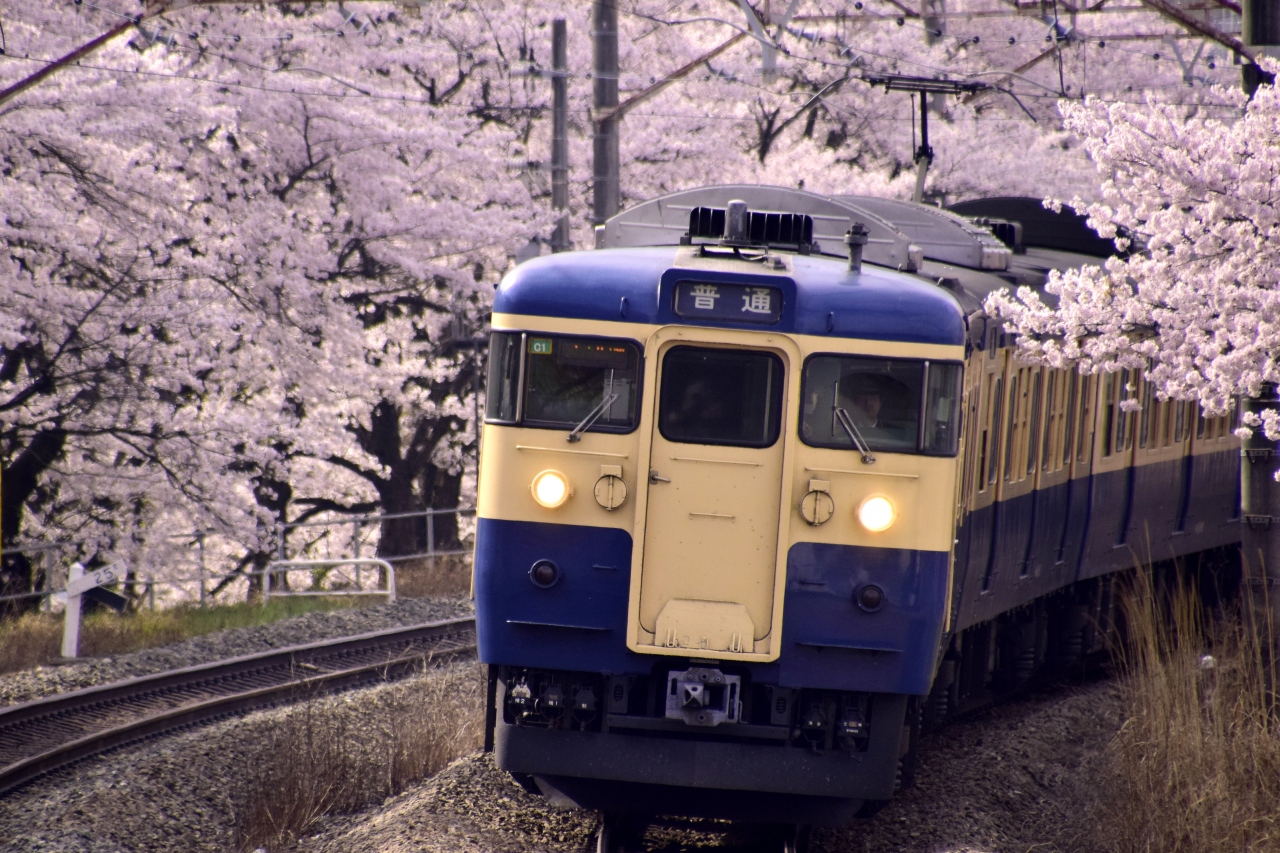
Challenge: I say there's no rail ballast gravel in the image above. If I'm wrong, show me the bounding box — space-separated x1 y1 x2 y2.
0 617 476 796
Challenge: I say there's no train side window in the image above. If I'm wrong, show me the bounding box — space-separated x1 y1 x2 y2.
1003 373 1019 481
1062 373 1078 467
661 347 782 447
988 376 1004 486
922 362 963 455
485 332 524 423
522 335 641 432
1112 369 1132 452
967 391 983 498
1141 376 1162 445
1028 371 1044 476
1196 404 1207 439
1076 375 1093 463
1041 371 1057 472
1174 401 1188 443
1102 374 1116 457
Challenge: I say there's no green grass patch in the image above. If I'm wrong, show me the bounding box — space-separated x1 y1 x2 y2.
0 597 373 676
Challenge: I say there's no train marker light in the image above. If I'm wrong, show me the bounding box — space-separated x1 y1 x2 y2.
856 584 886 612
531 470 572 508
858 495 896 532
529 559 561 588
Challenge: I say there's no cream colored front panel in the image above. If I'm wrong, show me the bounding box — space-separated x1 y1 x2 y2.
640 416 786 642
627 327 802 662
788 448 957 553
476 426 641 528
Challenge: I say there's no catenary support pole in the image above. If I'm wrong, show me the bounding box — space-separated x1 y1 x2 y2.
551 19 570 251
912 90 932 204
1240 384 1280 646
592 0 620 226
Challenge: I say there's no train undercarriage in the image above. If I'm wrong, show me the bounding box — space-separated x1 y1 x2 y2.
485 548 1241 853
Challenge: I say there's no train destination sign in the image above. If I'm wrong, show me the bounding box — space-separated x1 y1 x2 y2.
673 280 782 324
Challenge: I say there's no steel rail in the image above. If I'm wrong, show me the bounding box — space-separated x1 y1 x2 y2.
0 616 476 797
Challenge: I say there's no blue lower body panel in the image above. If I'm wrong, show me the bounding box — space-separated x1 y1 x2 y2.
477 517 946 695
475 517 644 674
780 544 948 695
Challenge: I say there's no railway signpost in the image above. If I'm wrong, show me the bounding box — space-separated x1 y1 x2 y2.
62 561 125 659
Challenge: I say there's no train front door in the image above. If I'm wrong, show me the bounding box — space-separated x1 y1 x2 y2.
631 332 797 660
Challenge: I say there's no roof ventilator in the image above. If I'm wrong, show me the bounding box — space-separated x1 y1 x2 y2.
845 222 869 272
970 217 1024 254
683 200 816 257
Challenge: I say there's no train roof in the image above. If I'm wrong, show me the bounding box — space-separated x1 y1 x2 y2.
496 186 1112 348
495 245 968 347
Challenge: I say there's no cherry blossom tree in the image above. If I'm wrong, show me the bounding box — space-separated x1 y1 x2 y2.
0 1 547 606
0 0 1250 606
986 62 1278 434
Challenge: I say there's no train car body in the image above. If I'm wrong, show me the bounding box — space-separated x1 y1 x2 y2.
472 186 1240 834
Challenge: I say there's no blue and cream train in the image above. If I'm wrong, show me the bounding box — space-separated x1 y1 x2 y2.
472 186 1240 848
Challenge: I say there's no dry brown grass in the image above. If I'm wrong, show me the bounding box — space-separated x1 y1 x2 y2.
1098 568 1280 853
236 660 485 852
395 553 472 599
0 598 369 675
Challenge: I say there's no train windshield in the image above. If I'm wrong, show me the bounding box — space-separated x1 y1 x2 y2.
658 346 784 447
485 332 641 433
800 356 962 456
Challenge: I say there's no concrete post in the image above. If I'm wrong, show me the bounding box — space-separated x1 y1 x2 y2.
61 561 85 659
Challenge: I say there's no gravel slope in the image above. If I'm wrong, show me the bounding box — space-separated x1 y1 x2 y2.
298 677 1121 853
0 661 482 853
0 596 473 707
0 633 1119 853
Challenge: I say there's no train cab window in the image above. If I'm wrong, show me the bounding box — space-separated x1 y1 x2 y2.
485 332 523 423
800 355 961 456
659 347 783 447
485 332 641 433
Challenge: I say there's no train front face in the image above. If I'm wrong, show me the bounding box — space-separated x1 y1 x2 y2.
475 243 965 824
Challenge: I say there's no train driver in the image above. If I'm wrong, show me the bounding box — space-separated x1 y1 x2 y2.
837 371 912 446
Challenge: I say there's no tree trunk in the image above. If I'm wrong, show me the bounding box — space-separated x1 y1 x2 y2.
1 426 67 616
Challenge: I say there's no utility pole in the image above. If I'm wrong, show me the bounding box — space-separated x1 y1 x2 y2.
592 0 620 226
551 19 570 252
1241 386 1280 646
1242 0 1279 94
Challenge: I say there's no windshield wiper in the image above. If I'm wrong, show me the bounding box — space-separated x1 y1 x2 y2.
834 407 876 464
568 393 620 443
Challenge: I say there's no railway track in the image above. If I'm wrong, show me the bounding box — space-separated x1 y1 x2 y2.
0 616 476 797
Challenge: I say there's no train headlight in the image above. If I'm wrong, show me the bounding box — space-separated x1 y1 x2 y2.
531 470 572 508
857 495 896 532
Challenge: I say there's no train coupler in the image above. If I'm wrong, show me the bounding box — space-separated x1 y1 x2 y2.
664 667 742 726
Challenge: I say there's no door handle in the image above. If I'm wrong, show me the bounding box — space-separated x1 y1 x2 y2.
649 470 671 484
